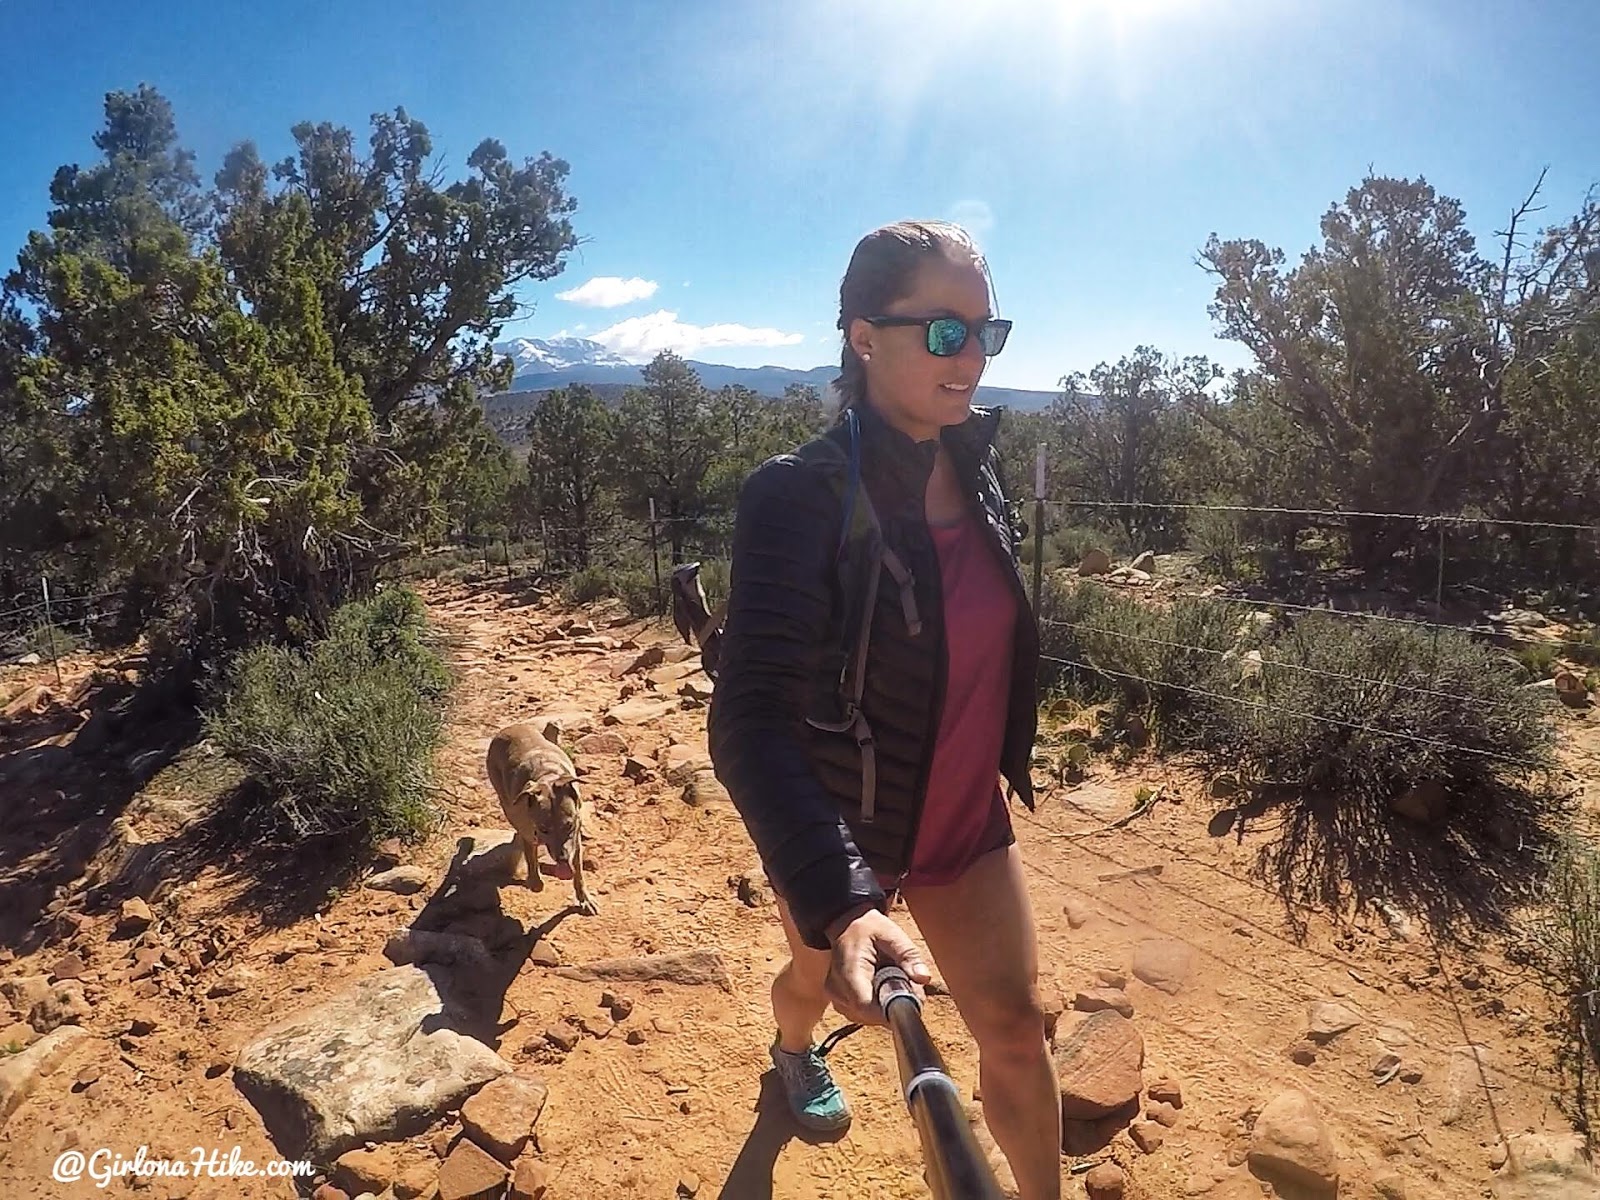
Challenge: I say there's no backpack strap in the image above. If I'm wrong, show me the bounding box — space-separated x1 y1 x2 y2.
800 408 919 824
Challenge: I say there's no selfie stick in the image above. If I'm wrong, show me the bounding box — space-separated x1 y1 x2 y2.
873 965 1007 1200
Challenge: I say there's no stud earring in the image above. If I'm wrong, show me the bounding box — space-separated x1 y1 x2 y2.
861 353 871 362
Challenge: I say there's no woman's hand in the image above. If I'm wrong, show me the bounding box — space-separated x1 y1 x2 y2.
825 905 933 1026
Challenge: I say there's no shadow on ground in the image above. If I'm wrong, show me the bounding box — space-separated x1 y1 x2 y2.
1217 779 1566 944
719 1070 850 1200
0 671 197 954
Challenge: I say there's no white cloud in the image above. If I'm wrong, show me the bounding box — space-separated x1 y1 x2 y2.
948 199 996 237
554 276 660 308
589 310 804 361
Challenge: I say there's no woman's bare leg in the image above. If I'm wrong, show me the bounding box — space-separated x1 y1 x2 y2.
902 846 1060 1200
772 892 833 1053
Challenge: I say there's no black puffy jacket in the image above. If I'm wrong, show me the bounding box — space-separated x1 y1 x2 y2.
707 399 1040 951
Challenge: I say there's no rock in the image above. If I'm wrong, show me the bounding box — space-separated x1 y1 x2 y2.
1391 780 1449 825
333 1147 399 1195
1374 1172 1407 1200
49 953 87 982
1083 1162 1125 1199
384 930 494 975
207 968 252 999
1248 1090 1339 1196
2 684 52 718
1148 1077 1182 1107
1074 989 1134 1018
436 1138 508 1200
1130 550 1156 573
394 1161 438 1199
1441 1044 1492 1126
577 1012 615 1039
528 942 562 968
652 1016 680 1034
312 1186 351 1200
1040 990 1065 1044
28 984 90 1034
456 830 521 881
1289 1041 1317 1066
660 743 712 785
1130 1121 1165 1154
1209 772 1243 799
460 1074 548 1163
231 964 513 1161
1053 1010 1144 1120
1489 1142 1510 1170
1506 1131 1590 1173
609 995 635 1021
575 731 629 756
544 1026 579 1053
117 897 153 935
1094 968 1128 989
617 646 667 677
676 1172 701 1198
626 1028 647 1046
1062 896 1093 929
509 1158 549 1199
681 770 730 806
1131 940 1196 995
371 838 405 870
555 949 731 992
1371 1052 1403 1085
367 866 431 894
0 976 53 1015
732 873 767 907
0 1024 92 1130
604 696 677 725
0 1022 38 1051
1079 549 1112 576
1305 1000 1362 1043
1147 1100 1181 1127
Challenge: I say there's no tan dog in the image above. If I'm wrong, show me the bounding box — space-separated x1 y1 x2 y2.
486 722 599 915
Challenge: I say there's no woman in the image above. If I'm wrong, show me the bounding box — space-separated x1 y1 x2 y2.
707 220 1059 1199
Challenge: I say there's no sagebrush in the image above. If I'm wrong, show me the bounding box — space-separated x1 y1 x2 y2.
1040 574 1557 806
204 586 451 846
1531 835 1600 1134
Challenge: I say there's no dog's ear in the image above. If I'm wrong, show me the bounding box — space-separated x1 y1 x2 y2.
553 774 581 807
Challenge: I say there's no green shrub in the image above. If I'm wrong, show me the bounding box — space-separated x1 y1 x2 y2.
204 586 450 845
25 621 84 659
560 566 614 606
1204 614 1557 800
614 568 661 618
1037 576 1240 744
1530 835 1600 1130
1188 508 1252 581
1040 578 1558 806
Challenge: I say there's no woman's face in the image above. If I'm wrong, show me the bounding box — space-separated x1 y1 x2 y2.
849 251 993 442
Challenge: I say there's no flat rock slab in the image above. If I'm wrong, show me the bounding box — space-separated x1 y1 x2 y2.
460 1074 549 1163
453 830 521 881
1248 1089 1339 1196
604 696 678 725
1131 939 1197 995
0 1024 92 1130
1306 1000 1363 1043
1054 1010 1144 1121
233 964 512 1163
553 950 731 993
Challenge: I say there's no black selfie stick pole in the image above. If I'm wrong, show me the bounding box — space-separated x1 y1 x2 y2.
873 964 1008 1200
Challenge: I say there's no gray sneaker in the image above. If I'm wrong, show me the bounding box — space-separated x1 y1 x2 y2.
769 1038 853 1132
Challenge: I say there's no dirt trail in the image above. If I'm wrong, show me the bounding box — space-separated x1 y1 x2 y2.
0 577 1592 1199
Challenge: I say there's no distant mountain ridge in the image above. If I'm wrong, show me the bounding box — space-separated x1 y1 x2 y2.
489 336 1060 412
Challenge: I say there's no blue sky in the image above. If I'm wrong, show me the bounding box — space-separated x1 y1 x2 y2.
2 0 1597 392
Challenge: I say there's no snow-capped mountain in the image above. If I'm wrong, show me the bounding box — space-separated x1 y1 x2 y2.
495 336 634 377
486 335 1061 413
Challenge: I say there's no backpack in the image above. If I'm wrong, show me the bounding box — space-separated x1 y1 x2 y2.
670 407 919 823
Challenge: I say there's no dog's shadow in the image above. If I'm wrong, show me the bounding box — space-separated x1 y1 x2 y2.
410 833 582 1045
718 1070 849 1200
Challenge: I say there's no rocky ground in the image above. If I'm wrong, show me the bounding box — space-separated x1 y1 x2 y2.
1 574 1597 1200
